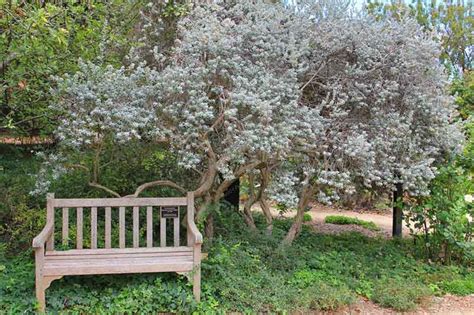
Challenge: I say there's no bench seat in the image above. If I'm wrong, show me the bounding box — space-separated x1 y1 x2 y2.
43 247 194 276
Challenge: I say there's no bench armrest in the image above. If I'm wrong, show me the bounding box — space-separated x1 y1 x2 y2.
187 220 203 244
32 223 54 249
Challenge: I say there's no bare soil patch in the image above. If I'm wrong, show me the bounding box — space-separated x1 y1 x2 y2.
333 295 474 315
251 202 410 237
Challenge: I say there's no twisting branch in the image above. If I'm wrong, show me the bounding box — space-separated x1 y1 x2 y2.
282 174 314 245
125 180 186 198
194 139 218 198
299 61 327 91
64 163 89 172
88 182 121 198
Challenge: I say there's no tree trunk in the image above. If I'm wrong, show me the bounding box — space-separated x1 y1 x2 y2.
243 210 256 230
205 214 214 240
259 168 273 234
282 183 312 245
259 197 273 235
242 175 257 230
392 181 403 237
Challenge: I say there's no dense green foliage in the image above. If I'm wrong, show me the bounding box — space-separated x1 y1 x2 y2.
0 0 139 135
405 164 473 264
325 215 380 231
1 202 474 313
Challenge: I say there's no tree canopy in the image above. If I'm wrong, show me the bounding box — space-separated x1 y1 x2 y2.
34 0 463 243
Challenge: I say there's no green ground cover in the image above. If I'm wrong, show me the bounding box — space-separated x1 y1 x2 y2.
1 151 473 313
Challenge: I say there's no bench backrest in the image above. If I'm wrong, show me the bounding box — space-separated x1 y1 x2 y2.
45 192 195 251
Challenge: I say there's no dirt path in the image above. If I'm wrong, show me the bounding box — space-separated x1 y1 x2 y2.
306 203 411 238
335 295 474 315
252 202 410 237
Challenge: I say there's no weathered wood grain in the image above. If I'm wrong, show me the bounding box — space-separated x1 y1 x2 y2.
62 208 69 246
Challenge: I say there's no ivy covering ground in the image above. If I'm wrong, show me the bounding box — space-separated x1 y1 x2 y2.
1 208 474 313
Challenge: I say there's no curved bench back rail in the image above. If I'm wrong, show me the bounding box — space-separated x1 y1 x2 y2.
32 192 202 312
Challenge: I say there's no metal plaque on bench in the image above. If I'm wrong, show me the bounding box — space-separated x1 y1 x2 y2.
161 206 179 218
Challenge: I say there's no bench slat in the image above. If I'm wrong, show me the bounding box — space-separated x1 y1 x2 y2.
46 256 192 266
46 194 55 251
46 246 192 256
105 207 111 249
62 207 68 246
45 252 192 260
91 207 97 249
76 207 83 249
146 206 153 248
133 206 139 248
160 215 166 247
44 260 193 276
174 217 179 247
119 207 125 248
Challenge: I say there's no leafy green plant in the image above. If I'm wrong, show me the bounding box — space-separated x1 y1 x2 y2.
405 165 474 265
324 215 380 231
303 213 312 222
441 276 474 296
0 1 138 135
296 282 355 311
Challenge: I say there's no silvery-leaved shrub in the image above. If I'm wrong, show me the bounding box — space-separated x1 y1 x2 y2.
36 1 463 243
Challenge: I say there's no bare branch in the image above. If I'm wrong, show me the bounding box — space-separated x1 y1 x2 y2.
88 182 121 198
125 180 186 198
64 163 90 172
194 139 218 198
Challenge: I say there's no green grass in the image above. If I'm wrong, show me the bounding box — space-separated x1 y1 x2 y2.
440 276 474 296
303 213 312 222
325 215 380 231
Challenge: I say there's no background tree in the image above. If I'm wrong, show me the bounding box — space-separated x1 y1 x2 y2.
367 0 473 76
0 0 140 136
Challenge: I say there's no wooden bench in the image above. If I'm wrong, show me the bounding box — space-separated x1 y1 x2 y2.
32 192 203 312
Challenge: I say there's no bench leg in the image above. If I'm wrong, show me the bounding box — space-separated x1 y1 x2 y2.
193 266 201 302
35 248 46 313
36 279 46 313
192 243 201 303
36 275 62 312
